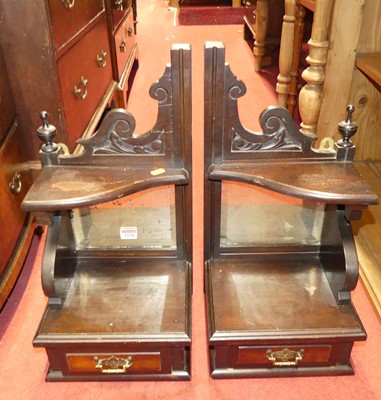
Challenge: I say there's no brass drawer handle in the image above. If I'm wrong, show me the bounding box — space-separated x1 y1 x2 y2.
127 26 133 37
94 355 133 374
266 348 304 367
96 50 107 68
61 0 75 9
119 40 127 53
8 172 22 194
73 76 88 100
115 0 124 11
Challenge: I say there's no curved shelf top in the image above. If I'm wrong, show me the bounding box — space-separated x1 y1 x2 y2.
22 166 188 212
209 162 378 206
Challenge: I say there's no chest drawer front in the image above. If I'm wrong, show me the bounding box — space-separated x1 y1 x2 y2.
235 344 332 367
110 0 133 31
0 52 16 144
114 8 135 80
48 0 105 51
57 16 113 149
66 352 162 374
0 125 31 276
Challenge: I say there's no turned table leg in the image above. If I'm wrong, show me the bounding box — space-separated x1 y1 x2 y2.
287 3 306 116
254 0 270 72
298 0 333 136
276 0 296 107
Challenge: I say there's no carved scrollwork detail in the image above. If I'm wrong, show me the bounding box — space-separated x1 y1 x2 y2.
231 111 303 152
77 107 166 158
149 66 172 105
228 80 246 101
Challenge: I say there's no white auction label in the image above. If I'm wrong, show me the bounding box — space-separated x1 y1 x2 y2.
119 226 138 240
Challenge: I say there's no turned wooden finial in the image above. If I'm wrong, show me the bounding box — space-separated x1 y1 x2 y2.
337 105 358 148
37 111 58 153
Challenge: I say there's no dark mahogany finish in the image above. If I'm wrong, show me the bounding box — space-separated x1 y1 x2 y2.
0 44 35 310
203 42 377 378
22 44 192 381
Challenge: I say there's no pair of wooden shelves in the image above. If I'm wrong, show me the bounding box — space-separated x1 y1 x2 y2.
22 43 377 381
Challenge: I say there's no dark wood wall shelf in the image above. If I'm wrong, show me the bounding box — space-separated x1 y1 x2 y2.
22 45 192 382
204 42 377 378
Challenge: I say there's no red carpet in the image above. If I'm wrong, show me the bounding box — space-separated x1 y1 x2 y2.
178 6 245 25
1 1 381 399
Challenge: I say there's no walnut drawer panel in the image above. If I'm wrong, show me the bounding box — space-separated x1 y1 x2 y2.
57 15 113 149
114 7 135 80
47 0 105 51
0 50 16 144
234 344 332 368
0 124 32 276
66 352 162 374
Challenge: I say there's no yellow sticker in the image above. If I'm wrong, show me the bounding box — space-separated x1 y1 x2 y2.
150 168 166 176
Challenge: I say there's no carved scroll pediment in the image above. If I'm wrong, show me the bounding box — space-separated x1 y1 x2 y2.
231 106 308 152
59 65 174 165
223 65 334 160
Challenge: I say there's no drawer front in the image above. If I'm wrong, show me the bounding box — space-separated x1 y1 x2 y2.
48 0 105 51
235 344 332 368
66 352 162 374
57 16 113 149
114 8 135 80
110 0 133 31
0 124 32 276
0 50 16 143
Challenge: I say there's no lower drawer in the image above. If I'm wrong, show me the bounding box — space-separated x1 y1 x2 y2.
236 344 332 367
211 340 357 377
41 344 190 380
66 352 162 374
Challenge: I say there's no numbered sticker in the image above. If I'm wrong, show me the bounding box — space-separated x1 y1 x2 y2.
120 226 138 240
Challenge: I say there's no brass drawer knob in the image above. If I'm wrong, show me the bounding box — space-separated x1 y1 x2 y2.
126 26 133 37
119 40 127 53
266 348 304 367
94 355 133 374
61 0 75 9
73 76 88 100
8 172 22 194
96 50 107 68
115 0 124 11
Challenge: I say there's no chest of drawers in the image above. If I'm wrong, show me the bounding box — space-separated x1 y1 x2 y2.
0 44 35 309
1 0 137 154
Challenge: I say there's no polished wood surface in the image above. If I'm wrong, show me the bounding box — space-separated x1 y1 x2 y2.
0 52 16 144
22 166 188 211
0 0 137 155
204 42 376 378
356 52 381 90
353 161 381 320
37 259 189 337
57 16 113 149
209 257 363 334
210 162 378 205
22 44 192 381
47 0 104 53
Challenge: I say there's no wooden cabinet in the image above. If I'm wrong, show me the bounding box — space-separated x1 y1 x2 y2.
106 1 139 109
204 42 377 378
21 45 192 381
0 45 35 309
0 0 138 154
